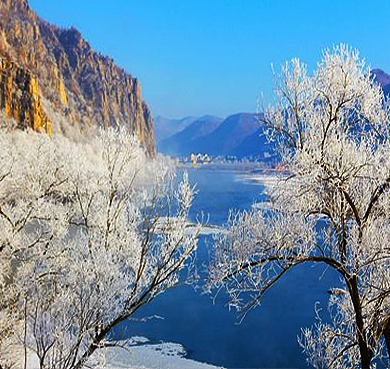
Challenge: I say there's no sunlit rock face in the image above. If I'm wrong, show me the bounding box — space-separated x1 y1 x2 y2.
0 56 52 134
0 0 155 155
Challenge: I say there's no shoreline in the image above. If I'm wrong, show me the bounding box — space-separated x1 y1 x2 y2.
25 337 223 369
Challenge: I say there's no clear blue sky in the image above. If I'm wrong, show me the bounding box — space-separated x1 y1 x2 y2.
29 0 390 119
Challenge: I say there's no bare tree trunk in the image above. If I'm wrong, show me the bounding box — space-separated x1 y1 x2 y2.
358 335 372 369
348 275 372 368
340 214 372 368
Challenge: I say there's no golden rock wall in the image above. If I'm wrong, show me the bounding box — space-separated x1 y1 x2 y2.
0 56 52 135
0 0 154 154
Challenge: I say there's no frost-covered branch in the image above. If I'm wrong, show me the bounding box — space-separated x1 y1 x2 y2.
208 45 390 368
0 128 198 369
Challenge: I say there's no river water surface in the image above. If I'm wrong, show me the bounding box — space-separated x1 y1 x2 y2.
117 166 340 369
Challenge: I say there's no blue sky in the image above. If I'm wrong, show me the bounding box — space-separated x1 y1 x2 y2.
29 0 390 119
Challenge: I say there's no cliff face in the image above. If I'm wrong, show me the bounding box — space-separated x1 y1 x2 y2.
0 0 155 154
0 56 52 134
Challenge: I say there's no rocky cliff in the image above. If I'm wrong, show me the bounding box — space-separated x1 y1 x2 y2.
0 55 52 134
0 0 154 154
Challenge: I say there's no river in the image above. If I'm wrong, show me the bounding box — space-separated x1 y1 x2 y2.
117 165 340 368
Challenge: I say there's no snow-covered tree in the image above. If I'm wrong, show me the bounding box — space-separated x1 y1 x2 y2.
0 128 198 369
207 45 390 368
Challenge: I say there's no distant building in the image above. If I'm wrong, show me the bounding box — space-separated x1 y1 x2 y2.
191 154 198 166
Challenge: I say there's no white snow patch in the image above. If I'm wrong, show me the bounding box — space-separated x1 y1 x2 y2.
101 338 222 369
25 337 223 369
234 173 282 188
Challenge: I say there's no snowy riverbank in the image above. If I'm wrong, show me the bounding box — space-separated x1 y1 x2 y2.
100 337 223 369
25 337 223 369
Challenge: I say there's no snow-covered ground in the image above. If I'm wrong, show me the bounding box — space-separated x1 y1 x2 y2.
20 337 221 369
101 337 223 369
25 337 222 369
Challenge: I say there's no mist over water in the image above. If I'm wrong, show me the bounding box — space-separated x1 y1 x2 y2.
116 166 340 368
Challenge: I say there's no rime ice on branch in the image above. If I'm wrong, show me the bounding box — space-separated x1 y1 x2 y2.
0 128 198 369
208 45 390 368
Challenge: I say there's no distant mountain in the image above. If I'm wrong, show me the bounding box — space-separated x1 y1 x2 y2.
159 115 223 155
194 113 262 156
158 112 273 159
154 116 198 143
231 125 278 162
158 68 390 160
372 68 390 86
372 68 390 96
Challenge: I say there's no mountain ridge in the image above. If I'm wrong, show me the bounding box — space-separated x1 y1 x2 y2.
0 0 155 154
158 115 223 155
187 113 262 156
154 115 198 143
158 113 269 158
158 69 390 160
